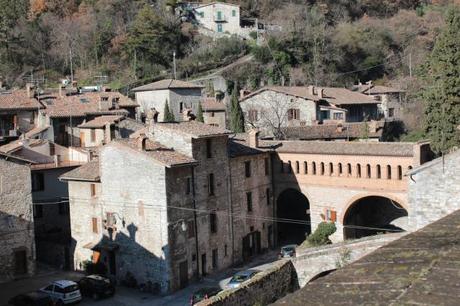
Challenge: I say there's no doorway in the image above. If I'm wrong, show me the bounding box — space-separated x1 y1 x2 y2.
201 253 207 276
179 261 188 289
14 249 27 275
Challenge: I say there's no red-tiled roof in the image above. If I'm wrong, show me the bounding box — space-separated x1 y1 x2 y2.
353 84 404 94
79 115 124 129
0 90 44 111
132 79 204 92
202 97 227 111
155 121 231 138
40 92 135 118
60 159 100 182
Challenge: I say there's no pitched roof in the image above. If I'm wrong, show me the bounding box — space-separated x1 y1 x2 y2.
60 159 100 182
201 97 227 111
258 140 415 157
0 151 36 164
155 121 231 138
274 209 460 306
113 139 198 168
353 84 404 94
79 115 124 129
40 92 135 118
131 79 204 92
195 2 240 9
240 86 377 105
228 134 267 158
25 125 50 138
283 121 385 141
0 90 44 111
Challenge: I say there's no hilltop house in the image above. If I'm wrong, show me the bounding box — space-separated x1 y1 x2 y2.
239 85 380 137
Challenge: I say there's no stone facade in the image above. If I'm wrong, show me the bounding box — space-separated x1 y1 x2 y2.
203 110 226 128
408 149 460 230
194 3 242 36
0 155 35 282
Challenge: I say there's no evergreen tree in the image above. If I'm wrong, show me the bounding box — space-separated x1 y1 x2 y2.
229 85 245 133
163 99 175 122
420 8 460 154
196 102 204 123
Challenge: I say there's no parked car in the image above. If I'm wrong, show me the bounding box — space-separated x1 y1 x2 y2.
39 280 82 305
226 270 259 289
77 274 115 299
279 244 297 258
8 291 53 306
189 287 221 305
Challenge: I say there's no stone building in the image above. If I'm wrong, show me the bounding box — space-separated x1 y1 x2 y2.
201 97 227 128
132 79 203 122
62 122 274 293
239 86 379 137
0 152 36 282
407 148 460 231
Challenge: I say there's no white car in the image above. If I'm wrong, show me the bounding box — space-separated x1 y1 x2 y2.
40 280 82 305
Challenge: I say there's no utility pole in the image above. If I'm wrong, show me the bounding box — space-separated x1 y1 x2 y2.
173 51 177 79
69 45 74 83
409 52 412 78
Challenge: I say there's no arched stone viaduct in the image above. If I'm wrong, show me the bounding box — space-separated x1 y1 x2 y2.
259 140 432 243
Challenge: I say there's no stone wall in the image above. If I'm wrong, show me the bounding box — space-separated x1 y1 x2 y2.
0 157 35 282
408 150 460 230
197 260 297 306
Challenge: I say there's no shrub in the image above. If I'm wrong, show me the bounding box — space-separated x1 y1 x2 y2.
306 222 337 247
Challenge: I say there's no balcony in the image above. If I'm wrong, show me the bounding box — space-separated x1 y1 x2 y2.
214 13 228 22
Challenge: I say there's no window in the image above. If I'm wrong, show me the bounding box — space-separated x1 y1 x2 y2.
356 164 362 178
187 220 195 238
312 162 317 175
397 166 403 180
387 165 392 179
377 165 382 179
179 102 184 113
246 192 253 212
92 217 98 234
320 162 325 175
264 158 269 175
217 11 222 20
206 139 212 158
106 212 116 227
210 212 217 233
34 204 43 218
217 24 223 32
208 173 215 196
304 161 308 174
59 203 69 215
211 112 215 117
347 163 352 176
90 183 96 197
212 249 218 269
295 161 300 174
266 188 270 205
186 178 191 195
338 163 343 175
248 109 258 122
224 245 228 257
366 164 371 178
329 163 333 176
287 108 300 120
32 172 44 191
388 108 395 117
245 161 251 178
90 129 96 142
333 112 344 120
232 9 236 17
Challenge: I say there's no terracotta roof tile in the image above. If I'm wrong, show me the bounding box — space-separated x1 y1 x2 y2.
79 115 124 129
155 121 231 138
60 159 100 181
132 79 204 92
283 121 385 140
228 134 267 157
0 90 44 110
259 140 415 157
202 97 227 111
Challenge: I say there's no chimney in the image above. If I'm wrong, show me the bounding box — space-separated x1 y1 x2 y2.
368 120 378 133
104 122 112 144
308 85 315 96
137 135 147 151
248 129 260 148
26 83 35 98
58 86 65 97
240 89 246 99
318 88 324 99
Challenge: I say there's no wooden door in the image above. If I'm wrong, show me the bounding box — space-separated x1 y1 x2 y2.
179 261 188 289
14 250 27 275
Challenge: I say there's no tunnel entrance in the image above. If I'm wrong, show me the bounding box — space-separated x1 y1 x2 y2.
343 196 408 239
277 189 311 245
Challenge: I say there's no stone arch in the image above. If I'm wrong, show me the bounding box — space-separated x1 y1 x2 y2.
342 194 408 239
276 188 311 245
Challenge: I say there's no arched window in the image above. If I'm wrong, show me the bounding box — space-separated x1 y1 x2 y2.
347 163 352 176
296 161 300 174
312 162 317 175
366 164 371 178
320 162 325 175
387 165 392 179
377 165 381 179
288 161 292 173
329 163 334 176
338 163 343 175
357 164 362 178
304 161 308 174
397 166 402 180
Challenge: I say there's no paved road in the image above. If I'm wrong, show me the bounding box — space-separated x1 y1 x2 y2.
1 252 279 306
